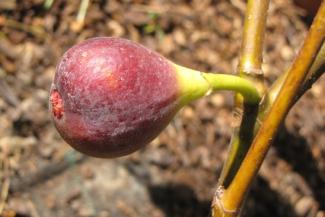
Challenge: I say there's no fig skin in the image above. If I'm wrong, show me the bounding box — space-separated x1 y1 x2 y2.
50 37 181 158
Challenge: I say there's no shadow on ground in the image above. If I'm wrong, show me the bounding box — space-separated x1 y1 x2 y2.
275 128 325 210
147 175 299 217
148 183 211 217
244 176 299 217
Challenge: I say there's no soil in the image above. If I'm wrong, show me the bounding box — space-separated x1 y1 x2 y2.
0 0 324 217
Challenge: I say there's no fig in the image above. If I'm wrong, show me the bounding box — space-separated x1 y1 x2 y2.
49 37 209 158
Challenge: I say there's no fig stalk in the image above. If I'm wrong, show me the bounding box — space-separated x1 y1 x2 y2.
174 64 261 106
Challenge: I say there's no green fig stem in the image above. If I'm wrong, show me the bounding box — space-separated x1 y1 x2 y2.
202 73 261 105
174 64 211 106
174 64 261 106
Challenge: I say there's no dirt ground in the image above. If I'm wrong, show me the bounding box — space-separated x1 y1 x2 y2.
0 0 324 217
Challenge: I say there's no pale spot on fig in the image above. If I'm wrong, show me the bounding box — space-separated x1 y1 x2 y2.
50 89 64 119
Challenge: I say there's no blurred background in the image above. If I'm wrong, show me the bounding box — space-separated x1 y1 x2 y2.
0 0 324 217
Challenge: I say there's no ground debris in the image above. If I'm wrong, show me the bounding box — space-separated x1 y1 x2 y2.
0 0 324 216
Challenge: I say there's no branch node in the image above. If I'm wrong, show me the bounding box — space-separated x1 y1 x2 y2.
212 186 239 216
240 66 264 76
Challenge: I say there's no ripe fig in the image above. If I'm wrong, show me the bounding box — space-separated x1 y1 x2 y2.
50 37 209 158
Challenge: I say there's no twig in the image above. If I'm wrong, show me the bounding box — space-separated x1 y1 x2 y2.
237 0 269 77
220 1 325 213
217 0 269 189
71 0 90 32
43 0 55 10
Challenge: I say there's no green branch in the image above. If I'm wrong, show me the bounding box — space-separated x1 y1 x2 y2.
220 1 325 213
202 73 261 104
215 0 269 198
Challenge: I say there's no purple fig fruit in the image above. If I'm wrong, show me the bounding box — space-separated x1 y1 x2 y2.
49 37 209 158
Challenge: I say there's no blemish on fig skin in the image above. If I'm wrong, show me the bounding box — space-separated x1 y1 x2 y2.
50 90 64 119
